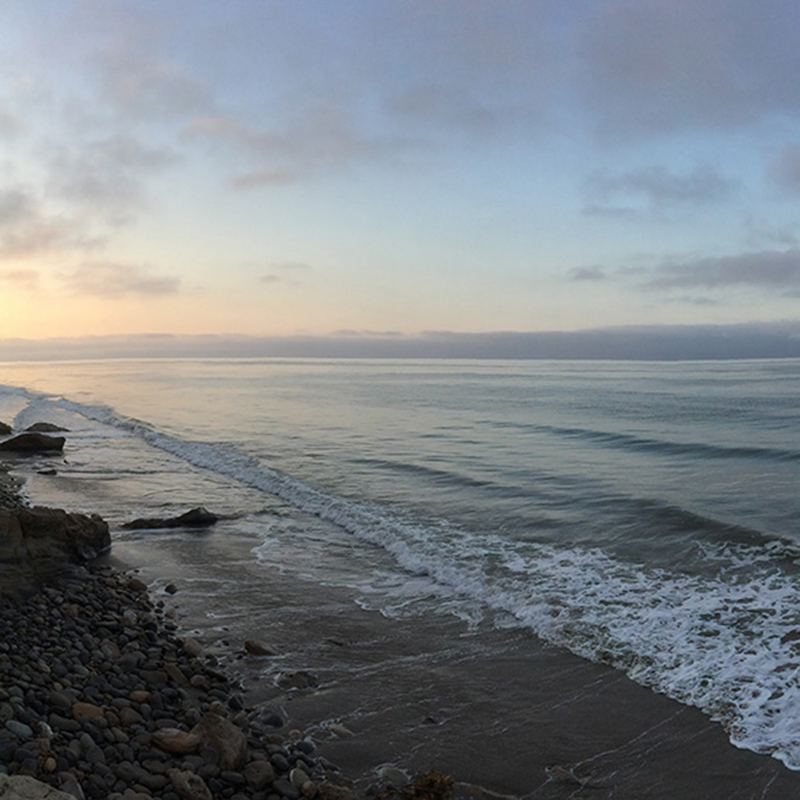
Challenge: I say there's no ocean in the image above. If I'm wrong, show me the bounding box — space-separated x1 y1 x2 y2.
1 357 799 798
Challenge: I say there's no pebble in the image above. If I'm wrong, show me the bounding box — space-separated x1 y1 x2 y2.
0 559 345 800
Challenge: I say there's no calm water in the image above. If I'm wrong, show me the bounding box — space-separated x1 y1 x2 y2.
1 357 800 786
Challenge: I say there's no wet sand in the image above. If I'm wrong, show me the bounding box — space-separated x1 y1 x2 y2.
108 524 800 800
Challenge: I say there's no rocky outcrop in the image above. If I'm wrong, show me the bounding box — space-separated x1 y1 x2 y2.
121 506 218 529
0 433 65 454
0 422 11 436
0 506 110 596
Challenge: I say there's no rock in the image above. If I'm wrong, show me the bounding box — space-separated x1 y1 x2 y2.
126 577 148 593
164 663 189 686
151 728 201 755
168 769 213 800
121 507 218 530
453 784 518 800
317 781 360 800
377 766 410 786
181 638 203 658
4 720 33 740
25 423 69 433
276 671 319 690
191 712 247 771
243 760 275 790
164 583 178 594
325 723 354 739
0 434 65 454
0 507 110 596
0 774 76 799
244 639 278 656
0 422 11 436
70 702 105 725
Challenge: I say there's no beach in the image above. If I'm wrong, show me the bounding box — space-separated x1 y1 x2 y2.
2 358 800 799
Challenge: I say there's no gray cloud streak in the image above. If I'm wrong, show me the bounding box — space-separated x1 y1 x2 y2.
646 249 800 292
586 164 736 213
61 261 180 298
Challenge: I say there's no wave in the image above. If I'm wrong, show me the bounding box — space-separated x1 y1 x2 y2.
486 420 800 463
14 390 800 770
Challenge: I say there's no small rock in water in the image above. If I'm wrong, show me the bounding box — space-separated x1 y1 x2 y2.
277 671 319 690
0 433 65 453
25 422 69 433
165 582 178 594
326 722 354 739
244 638 278 656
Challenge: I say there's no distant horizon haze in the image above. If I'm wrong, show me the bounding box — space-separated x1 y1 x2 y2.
1 320 799 362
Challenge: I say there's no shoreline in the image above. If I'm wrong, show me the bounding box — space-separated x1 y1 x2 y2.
4 433 800 799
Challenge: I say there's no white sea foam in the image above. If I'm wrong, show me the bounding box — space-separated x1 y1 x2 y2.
11 390 800 769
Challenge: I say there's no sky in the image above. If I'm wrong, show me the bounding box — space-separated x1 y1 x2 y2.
2 0 800 353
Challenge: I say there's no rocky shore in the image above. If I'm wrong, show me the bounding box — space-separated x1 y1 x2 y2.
0 455 362 800
0 558 358 800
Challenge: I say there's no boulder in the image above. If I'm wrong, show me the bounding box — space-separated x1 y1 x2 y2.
190 711 247 770
0 774 76 799
121 506 218 530
0 422 11 436
0 434 65 454
0 506 110 596
24 423 69 433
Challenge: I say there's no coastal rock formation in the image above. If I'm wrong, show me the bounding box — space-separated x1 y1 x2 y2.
121 506 218 529
0 506 110 595
0 434 65 454
0 422 11 436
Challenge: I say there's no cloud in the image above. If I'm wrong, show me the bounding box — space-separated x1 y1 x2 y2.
770 143 800 194
260 262 312 285
60 261 180 298
0 187 103 260
0 106 20 138
585 164 736 214
0 269 39 289
645 249 800 293
570 266 606 281
93 48 213 120
47 134 178 223
579 0 800 138
186 102 420 187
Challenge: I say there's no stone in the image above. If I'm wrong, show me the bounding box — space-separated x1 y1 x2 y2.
181 638 203 658
71 702 105 725
164 663 188 686
0 434 65 454
121 507 218 530
24 423 68 433
4 720 33 740
244 639 278 657
168 769 213 800
126 577 148 593
273 778 301 800
190 712 247 771
377 767 409 786
0 422 11 436
317 781 360 800
453 784 518 800
0 774 76 799
243 760 275 790
276 671 318 690
151 728 201 755
325 723 354 739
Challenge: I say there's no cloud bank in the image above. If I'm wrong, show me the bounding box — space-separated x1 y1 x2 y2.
1 322 798 362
